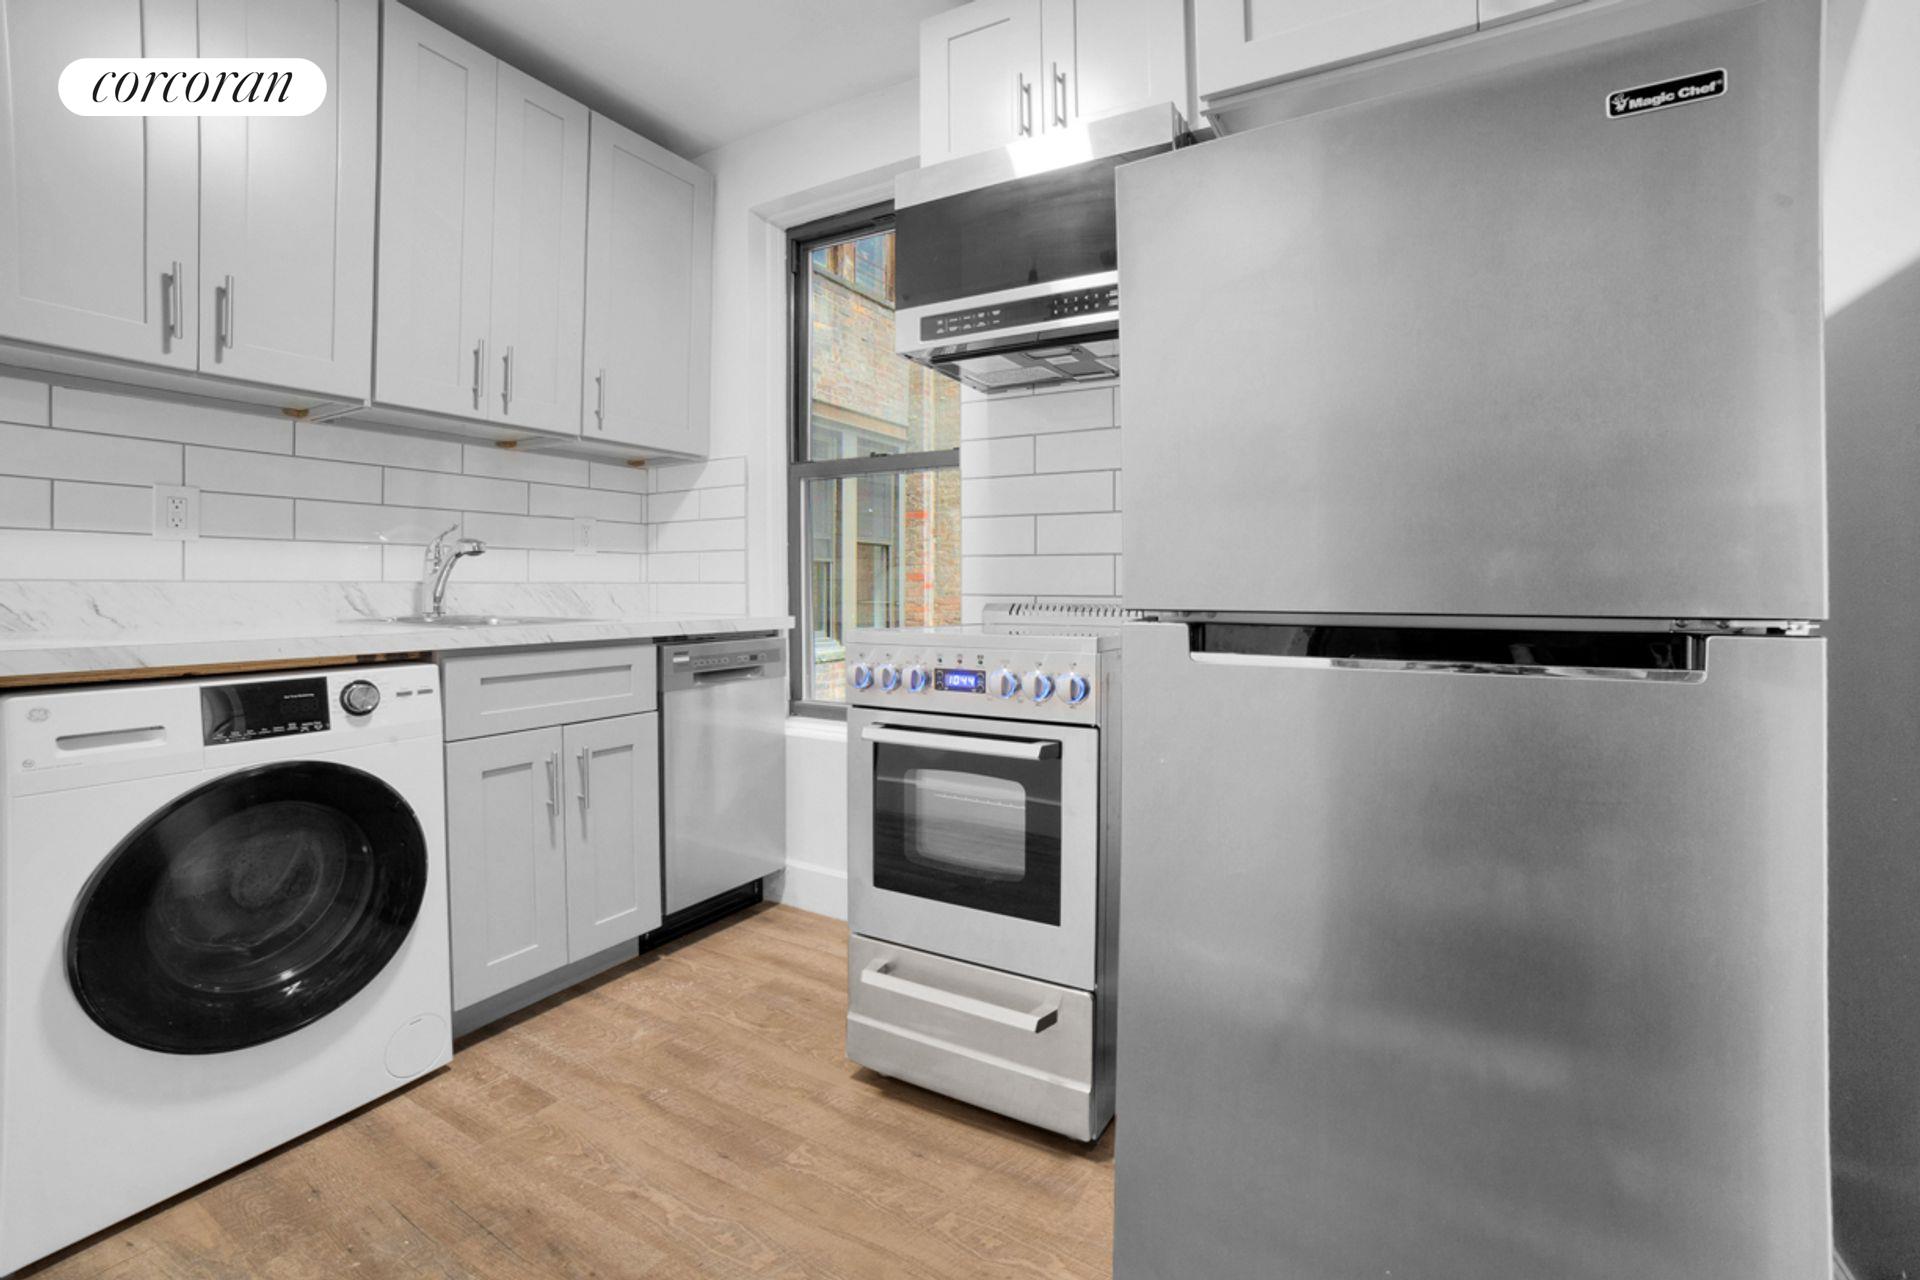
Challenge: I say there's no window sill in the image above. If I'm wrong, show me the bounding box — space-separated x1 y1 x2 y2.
786 715 848 744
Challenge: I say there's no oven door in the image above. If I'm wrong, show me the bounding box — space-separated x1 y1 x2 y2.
849 707 1098 991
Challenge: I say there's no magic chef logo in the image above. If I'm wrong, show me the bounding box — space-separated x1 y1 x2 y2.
1606 68 1727 120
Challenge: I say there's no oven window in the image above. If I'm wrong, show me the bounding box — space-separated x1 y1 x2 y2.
872 740 1061 925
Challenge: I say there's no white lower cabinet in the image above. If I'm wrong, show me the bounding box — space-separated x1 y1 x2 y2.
445 702 661 1012
446 725 570 1005
562 713 663 958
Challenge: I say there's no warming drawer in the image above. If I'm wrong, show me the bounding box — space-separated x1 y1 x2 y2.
846 934 1109 1142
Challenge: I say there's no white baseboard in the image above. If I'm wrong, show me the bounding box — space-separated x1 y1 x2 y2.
767 858 847 920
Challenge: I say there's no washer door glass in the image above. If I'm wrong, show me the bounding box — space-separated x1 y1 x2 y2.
67 761 429 1055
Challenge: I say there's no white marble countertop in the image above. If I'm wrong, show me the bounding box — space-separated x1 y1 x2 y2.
0 585 792 683
0 615 794 682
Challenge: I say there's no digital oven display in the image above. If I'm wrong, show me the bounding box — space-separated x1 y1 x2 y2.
935 667 986 694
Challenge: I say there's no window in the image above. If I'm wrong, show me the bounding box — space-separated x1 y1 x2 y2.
790 206 961 709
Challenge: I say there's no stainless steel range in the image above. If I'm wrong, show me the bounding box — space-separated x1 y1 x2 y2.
843 613 1123 1141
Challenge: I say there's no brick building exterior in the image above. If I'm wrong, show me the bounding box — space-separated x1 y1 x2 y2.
806 232 960 698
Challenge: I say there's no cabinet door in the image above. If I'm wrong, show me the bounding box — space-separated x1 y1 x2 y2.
1041 0 1188 130
0 0 198 367
562 713 662 959
580 114 713 456
487 64 587 435
446 726 569 1009
1193 0 1478 98
197 0 375 398
919 0 1043 166
374 3 495 417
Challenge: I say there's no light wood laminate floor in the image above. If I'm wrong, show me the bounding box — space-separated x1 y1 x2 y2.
25 904 1116 1279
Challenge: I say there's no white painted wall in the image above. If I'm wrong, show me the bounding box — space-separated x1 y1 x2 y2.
1823 0 1920 313
1823 1 1920 1274
696 79 921 921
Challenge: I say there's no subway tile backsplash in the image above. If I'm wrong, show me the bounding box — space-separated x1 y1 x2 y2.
0 372 749 616
959 383 1124 624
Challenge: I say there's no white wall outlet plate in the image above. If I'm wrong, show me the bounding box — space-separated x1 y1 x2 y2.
573 517 595 555
152 485 199 541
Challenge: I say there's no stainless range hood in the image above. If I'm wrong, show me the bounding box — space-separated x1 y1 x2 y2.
893 104 1185 393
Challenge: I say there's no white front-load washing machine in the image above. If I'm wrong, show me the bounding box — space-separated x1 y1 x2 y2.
0 664 452 1272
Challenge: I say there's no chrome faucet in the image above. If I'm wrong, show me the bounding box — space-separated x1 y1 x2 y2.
422 524 487 618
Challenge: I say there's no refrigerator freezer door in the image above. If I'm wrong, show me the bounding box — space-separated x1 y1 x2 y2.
1114 623 1828 1280
1117 0 1824 621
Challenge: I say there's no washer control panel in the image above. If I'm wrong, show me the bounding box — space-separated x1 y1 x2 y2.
202 676 332 744
847 641 1103 721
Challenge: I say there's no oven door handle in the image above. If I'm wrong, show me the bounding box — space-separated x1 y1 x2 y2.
860 725 1060 760
860 960 1061 1033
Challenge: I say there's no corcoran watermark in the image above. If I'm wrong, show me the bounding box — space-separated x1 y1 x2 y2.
58 58 327 116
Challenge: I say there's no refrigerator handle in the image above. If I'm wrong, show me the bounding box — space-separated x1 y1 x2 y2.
1184 623 1709 683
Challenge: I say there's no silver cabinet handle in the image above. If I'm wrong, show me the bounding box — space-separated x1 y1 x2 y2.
161 261 183 345
1052 61 1068 127
1017 73 1033 137
471 338 486 409
545 750 559 821
593 368 606 430
860 724 1060 760
501 345 514 413
214 274 234 353
576 746 589 804
860 960 1060 1033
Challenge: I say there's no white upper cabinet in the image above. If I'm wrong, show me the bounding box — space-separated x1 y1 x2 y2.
0 0 374 397
487 65 588 436
1041 0 1188 130
375 3 497 419
0 0 199 369
198 0 376 399
921 0 1044 165
1194 0 1479 100
920 0 1189 167
580 112 713 456
374 5 588 438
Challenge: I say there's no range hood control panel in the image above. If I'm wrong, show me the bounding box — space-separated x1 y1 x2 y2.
922 284 1118 341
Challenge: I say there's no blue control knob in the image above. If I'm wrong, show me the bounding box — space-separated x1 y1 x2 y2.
850 662 874 691
877 663 900 692
906 665 930 693
992 667 1019 699
1029 671 1055 703
1064 672 1092 706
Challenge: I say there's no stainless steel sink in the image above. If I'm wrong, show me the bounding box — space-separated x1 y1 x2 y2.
371 614 598 627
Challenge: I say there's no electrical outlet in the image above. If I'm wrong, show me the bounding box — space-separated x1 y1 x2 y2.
152 485 199 541
572 517 595 555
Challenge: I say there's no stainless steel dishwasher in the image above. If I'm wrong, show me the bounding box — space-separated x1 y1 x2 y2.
658 635 787 914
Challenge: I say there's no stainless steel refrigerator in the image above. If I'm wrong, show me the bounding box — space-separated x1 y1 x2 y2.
1112 0 1829 1277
